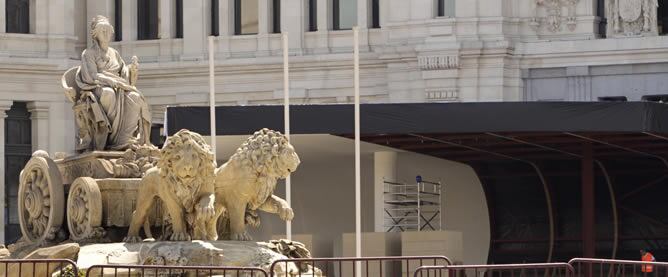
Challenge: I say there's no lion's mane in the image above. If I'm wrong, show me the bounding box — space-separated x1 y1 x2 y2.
225 128 293 212
157 129 216 212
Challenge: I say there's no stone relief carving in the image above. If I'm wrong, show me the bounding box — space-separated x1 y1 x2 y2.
606 0 659 36
62 15 152 153
531 0 579 32
214 128 300 241
124 129 218 242
418 55 460 70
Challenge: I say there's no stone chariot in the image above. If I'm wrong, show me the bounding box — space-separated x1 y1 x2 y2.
16 67 161 244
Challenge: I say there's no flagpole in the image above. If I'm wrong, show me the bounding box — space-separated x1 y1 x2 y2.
283 32 292 241
353 26 361 273
208 36 217 161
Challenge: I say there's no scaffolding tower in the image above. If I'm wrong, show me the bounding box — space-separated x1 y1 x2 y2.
383 178 442 232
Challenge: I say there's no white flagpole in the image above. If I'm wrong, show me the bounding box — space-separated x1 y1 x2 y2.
283 32 292 241
208 36 217 161
353 26 362 271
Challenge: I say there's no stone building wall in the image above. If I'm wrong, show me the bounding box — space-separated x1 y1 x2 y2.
0 0 667 244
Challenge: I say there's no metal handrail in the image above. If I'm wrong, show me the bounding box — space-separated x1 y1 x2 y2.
85 264 269 277
270 255 452 277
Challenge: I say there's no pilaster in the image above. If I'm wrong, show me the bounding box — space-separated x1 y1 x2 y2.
0 0 6 33
567 66 592 101
121 0 137 41
257 0 271 56
158 0 175 62
86 0 114 47
27 102 50 153
182 0 207 60
282 0 305 51
0 101 13 245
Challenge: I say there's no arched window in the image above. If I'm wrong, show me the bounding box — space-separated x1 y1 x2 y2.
137 0 159 40
6 0 30 33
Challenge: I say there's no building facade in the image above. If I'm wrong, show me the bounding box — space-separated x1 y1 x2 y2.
1 0 668 259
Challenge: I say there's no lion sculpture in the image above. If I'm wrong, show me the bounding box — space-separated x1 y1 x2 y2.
124 129 218 242
214 128 300 240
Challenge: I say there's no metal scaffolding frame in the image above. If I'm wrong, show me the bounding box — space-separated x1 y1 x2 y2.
384 179 442 232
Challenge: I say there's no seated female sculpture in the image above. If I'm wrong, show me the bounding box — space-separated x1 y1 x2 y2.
69 15 151 151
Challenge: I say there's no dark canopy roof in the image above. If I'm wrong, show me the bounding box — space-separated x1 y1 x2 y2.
166 102 668 136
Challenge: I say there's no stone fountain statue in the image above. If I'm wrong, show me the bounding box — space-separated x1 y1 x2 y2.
65 15 152 152
3 15 318 277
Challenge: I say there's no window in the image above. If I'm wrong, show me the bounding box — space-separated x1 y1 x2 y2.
437 0 455 17
437 0 444 17
272 0 280 33
235 0 259 35
333 0 357 30
308 0 317 31
371 0 380 28
596 0 606 36
114 0 122 40
211 0 220 36
176 0 183 38
6 0 30 34
137 0 159 40
660 1 668 35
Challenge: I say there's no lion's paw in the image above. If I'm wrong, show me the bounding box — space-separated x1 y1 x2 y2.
230 232 253 241
279 206 294 221
170 232 192 241
123 236 142 243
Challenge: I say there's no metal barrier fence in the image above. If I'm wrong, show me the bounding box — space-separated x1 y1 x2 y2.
569 258 668 277
85 264 269 277
0 258 78 276
269 255 452 277
414 263 575 277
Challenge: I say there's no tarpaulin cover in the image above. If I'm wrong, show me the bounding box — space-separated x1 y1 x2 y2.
165 102 668 136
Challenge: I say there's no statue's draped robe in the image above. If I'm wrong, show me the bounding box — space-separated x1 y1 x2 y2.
75 46 151 150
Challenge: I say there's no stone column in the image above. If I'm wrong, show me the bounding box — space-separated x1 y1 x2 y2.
219 0 232 36
0 101 13 245
46 0 76 58
182 0 207 60
121 0 137 41
374 151 397 232
33 0 49 34
27 102 50 154
0 0 6 33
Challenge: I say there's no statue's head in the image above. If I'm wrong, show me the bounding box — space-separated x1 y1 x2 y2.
90 15 114 48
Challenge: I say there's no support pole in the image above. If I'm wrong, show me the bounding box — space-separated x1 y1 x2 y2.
283 32 292 241
582 142 595 258
208 36 217 161
353 26 362 273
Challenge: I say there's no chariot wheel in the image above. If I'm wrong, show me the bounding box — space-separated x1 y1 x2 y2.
18 152 65 243
67 177 103 241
